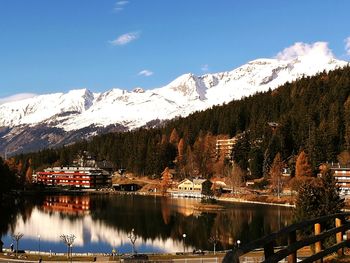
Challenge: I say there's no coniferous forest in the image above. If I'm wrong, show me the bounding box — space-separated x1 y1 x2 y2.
11 66 350 181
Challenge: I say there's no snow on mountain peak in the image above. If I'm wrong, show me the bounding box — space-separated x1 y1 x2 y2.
0 42 348 133
132 87 145 93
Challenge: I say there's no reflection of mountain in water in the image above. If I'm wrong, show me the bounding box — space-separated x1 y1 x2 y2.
0 195 44 236
2 194 293 253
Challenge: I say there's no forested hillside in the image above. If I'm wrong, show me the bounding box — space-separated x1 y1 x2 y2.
13 66 350 181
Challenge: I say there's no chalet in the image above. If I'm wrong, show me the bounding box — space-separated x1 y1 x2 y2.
173 178 208 198
178 178 207 191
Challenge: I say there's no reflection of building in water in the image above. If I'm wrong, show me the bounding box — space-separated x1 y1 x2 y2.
42 196 90 215
170 198 197 217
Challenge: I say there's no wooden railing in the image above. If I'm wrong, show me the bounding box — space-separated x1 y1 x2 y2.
222 213 350 263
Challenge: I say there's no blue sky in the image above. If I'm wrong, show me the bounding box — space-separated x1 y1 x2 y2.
0 0 350 99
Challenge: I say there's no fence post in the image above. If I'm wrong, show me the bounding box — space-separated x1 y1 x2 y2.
288 230 297 263
335 217 343 256
314 223 322 263
264 241 274 261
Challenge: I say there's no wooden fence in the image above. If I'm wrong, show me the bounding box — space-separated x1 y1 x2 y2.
222 213 350 263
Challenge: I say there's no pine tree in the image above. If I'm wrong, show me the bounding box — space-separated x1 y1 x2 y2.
319 168 344 215
248 146 264 179
294 168 344 223
201 180 213 197
294 178 324 221
0 157 16 198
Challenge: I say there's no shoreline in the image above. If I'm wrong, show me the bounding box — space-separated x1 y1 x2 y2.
217 196 295 207
18 188 297 208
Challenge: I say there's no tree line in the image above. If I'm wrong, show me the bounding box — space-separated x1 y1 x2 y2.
9 66 350 182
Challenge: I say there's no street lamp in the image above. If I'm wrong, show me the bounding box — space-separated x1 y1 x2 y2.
182 233 186 254
69 244 73 263
236 240 241 248
38 235 41 255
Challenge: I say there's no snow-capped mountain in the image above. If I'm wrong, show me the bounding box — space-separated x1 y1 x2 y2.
0 42 348 154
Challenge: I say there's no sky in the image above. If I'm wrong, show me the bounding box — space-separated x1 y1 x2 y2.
0 0 350 100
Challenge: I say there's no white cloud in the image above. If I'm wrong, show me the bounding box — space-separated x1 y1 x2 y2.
201 64 209 72
116 1 129 5
138 69 153 77
345 37 350 56
109 32 140 46
0 93 37 105
113 1 129 12
275 42 334 61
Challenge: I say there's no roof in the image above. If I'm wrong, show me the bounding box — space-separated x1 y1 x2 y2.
193 179 207 184
178 179 193 185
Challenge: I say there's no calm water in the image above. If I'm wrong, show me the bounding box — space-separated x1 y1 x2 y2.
0 194 292 254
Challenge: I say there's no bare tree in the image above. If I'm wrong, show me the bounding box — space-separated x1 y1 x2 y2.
226 162 244 194
208 231 220 255
128 228 138 254
60 234 76 261
11 233 23 257
269 153 284 198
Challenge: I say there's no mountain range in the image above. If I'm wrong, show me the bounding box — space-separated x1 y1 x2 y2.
0 48 348 155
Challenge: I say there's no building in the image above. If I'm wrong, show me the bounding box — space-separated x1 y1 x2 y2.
330 163 350 195
216 138 237 160
36 166 111 189
177 178 207 191
172 178 208 198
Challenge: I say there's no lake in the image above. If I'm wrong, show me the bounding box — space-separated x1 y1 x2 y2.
0 194 292 254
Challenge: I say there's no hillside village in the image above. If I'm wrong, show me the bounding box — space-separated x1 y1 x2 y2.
29 139 350 209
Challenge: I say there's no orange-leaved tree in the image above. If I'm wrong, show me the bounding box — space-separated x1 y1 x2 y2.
295 150 313 177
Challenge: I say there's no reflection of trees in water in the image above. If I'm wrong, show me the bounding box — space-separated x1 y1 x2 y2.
0 195 43 236
212 204 293 249
1 194 292 252
89 195 176 242
160 197 171 225
88 195 292 251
